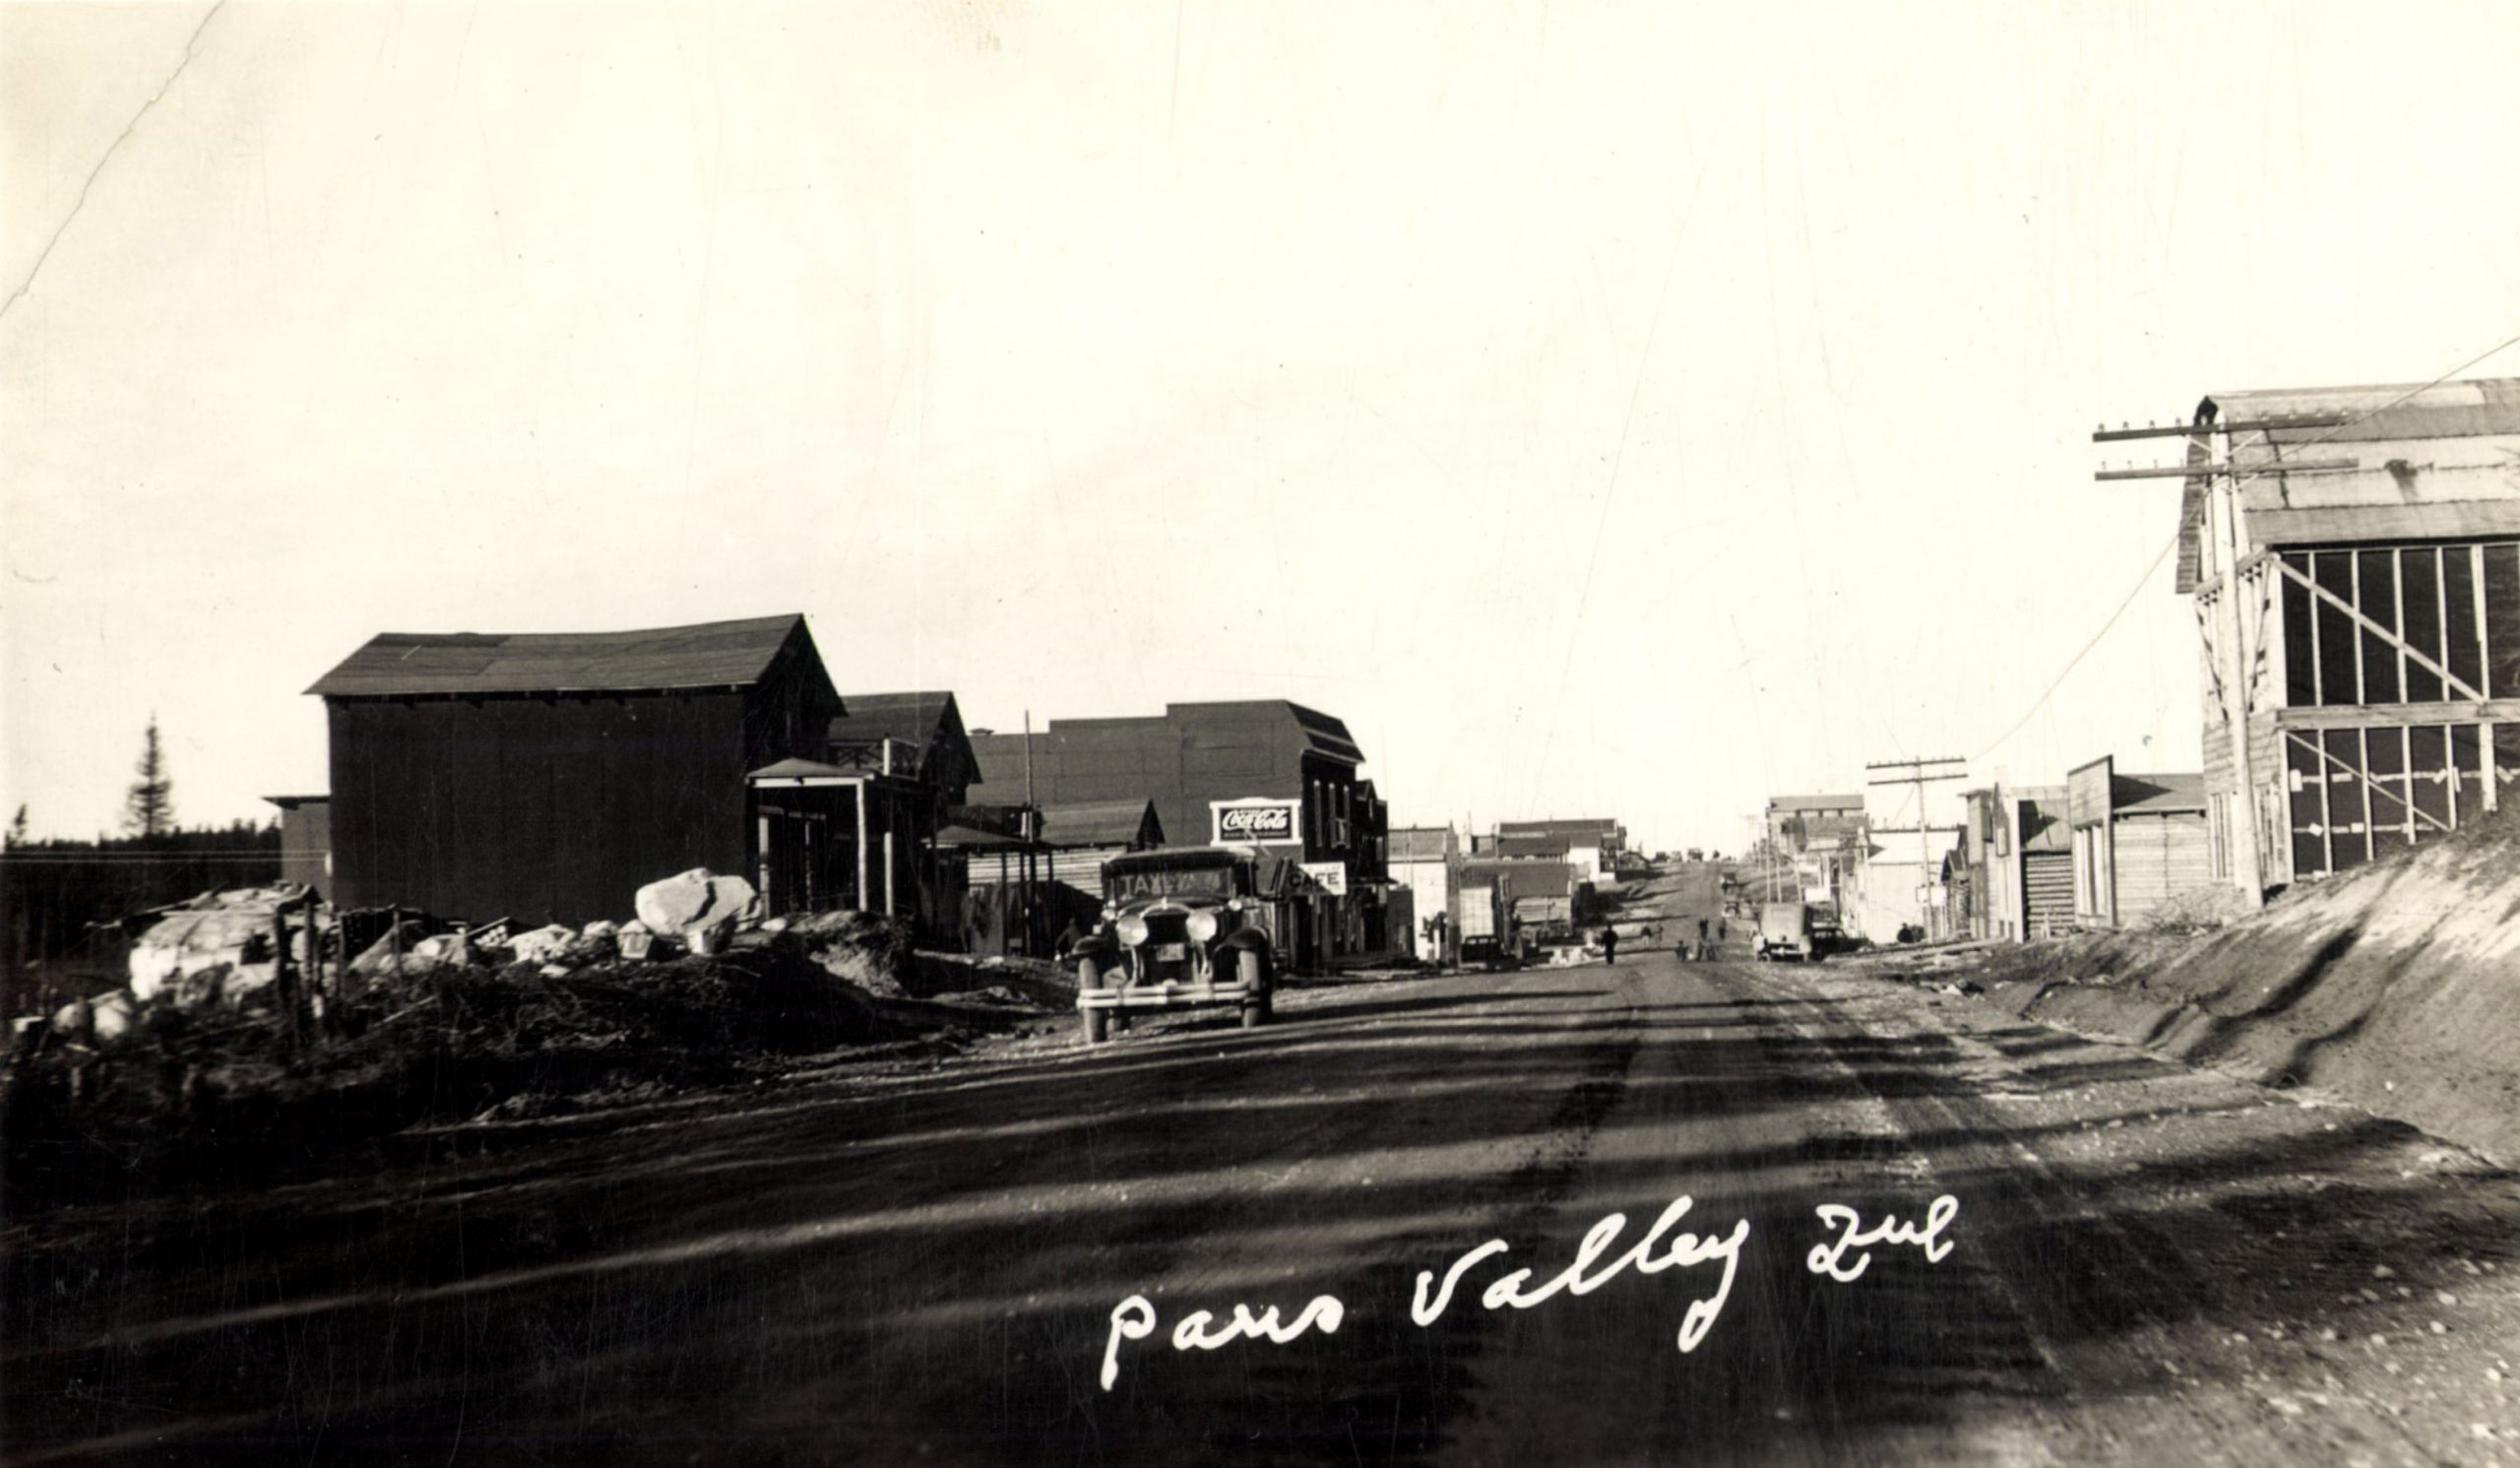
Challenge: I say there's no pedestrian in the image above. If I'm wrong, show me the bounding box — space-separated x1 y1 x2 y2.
1053 917 1088 960
1697 916 1710 959
1601 925 1618 966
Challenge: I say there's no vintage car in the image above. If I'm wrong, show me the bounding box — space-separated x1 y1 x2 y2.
1072 847 1294 1043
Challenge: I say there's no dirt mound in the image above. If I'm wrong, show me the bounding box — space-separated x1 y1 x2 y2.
1972 805 2520 1162
791 909 918 994
1 923 918 1211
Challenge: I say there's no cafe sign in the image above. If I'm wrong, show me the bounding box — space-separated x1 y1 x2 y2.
1300 862 1350 896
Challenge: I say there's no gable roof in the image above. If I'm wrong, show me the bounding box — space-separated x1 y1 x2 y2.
830 691 973 782
308 614 822 699
1767 794 1863 812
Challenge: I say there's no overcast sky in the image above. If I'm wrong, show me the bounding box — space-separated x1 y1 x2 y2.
8 0 2520 851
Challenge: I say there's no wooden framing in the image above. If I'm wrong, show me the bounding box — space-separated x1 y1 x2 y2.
2272 552 2489 703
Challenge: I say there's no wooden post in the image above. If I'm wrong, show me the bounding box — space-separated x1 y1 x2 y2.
2212 429 2267 908
272 895 310 1053
854 780 869 912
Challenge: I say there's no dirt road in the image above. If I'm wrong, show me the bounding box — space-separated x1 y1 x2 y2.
9 872 2518 1465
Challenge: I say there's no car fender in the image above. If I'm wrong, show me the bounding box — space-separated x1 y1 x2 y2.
1073 938 1128 982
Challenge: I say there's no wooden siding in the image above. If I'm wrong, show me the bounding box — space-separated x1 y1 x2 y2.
326 623 843 925
330 690 749 925
2022 852 2074 933
2111 811 2211 924
968 846 1122 909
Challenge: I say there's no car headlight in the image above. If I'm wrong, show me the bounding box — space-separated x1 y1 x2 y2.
1185 912 1219 943
1116 917 1150 947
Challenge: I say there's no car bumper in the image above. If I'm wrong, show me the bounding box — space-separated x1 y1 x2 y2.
1078 981 1263 1010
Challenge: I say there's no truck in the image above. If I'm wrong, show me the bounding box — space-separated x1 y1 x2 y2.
1754 901 1819 962
1452 880 1506 965
1071 847 1292 1044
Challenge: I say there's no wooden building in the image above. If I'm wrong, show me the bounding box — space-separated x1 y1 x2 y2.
1496 818 1623 880
309 615 843 925
2066 758 2210 928
966 701 1387 967
262 794 333 901
823 691 978 934
2147 379 2520 889
1388 825 1460 963
1960 784 2072 940
1764 795 1865 852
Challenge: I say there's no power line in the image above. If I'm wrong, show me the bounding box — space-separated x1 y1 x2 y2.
1972 531 2177 762
1977 330 2520 765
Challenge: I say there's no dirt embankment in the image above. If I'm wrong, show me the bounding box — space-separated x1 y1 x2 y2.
1966 807 2520 1163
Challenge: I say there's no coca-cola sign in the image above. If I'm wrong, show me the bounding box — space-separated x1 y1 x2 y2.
1212 798 1300 845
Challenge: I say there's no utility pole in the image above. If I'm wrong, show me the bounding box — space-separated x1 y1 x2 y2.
2092 410 2345 908
1865 756 1968 937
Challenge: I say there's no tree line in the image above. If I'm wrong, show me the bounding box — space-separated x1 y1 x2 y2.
3 718 285 994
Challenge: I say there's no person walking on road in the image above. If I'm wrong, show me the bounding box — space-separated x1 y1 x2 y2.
1600 925 1619 966
1696 916 1711 961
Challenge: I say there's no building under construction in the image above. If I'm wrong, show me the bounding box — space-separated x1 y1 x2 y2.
2115 378 2520 889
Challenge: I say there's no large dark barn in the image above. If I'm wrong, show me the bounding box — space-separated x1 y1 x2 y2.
309 614 844 926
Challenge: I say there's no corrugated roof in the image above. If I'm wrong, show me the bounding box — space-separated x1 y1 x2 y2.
2205 378 2520 444
1039 799 1161 848
2175 378 2520 592
308 615 812 698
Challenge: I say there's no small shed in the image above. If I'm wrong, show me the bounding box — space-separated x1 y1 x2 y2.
2067 756 2211 928
263 794 333 901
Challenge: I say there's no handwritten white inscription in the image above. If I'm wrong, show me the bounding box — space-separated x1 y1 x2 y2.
1098 1190 1958 1391
1803 1195 1960 1282
1410 1194 1749 1353
1101 1294 1347 1390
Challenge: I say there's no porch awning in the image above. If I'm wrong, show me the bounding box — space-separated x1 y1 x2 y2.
748 757 853 784
931 823 1041 852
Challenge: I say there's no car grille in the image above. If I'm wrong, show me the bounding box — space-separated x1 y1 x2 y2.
1138 913 1199 982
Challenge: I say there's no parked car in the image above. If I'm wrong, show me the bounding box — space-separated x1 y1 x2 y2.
1072 847 1290 1043
1754 901 1820 962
